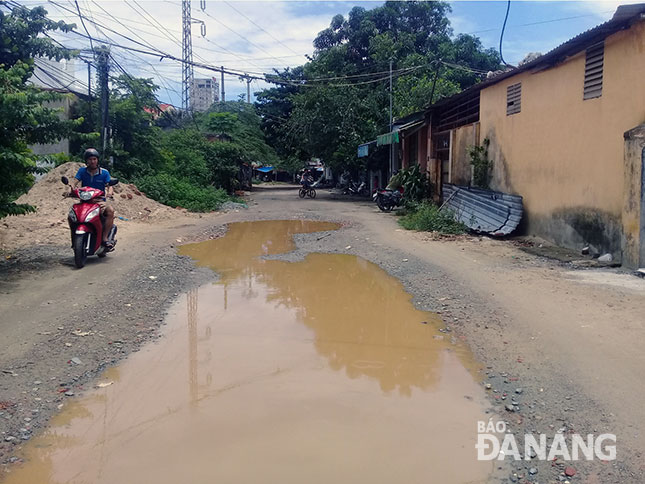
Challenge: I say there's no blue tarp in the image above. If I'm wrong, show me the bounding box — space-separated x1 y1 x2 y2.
256 166 274 173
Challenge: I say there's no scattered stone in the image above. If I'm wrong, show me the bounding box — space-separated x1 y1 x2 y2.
64 391 74 397
528 467 538 475
485 383 492 390
515 388 523 394
564 466 577 477
505 404 515 412
70 357 83 365
581 246 590 255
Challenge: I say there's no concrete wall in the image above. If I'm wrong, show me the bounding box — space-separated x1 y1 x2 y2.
479 21 645 257
622 125 645 269
29 96 72 157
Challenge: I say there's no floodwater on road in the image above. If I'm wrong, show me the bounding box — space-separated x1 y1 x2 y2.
3 220 495 484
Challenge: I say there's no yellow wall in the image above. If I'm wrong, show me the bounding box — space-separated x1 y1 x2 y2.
479 21 645 254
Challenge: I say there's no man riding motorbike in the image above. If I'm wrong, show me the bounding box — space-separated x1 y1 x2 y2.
69 148 116 248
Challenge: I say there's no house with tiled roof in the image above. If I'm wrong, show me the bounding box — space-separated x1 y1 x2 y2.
396 3 645 268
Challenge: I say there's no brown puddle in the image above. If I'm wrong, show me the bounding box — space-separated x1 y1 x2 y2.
2 220 494 484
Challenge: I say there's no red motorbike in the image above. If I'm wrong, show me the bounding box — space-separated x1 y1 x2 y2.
61 176 118 268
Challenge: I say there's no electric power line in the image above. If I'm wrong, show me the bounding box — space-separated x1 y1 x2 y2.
222 1 304 57
499 0 512 65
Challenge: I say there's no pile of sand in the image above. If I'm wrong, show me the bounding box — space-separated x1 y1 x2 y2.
1 163 192 251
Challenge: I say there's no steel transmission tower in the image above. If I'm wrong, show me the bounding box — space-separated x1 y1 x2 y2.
182 0 194 111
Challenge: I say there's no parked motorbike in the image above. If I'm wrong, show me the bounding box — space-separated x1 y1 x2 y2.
373 188 403 212
62 176 119 268
343 180 369 196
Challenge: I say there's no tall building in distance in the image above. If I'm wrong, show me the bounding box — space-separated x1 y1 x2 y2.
190 77 220 112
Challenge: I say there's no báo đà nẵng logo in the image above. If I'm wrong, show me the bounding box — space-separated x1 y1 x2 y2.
476 420 616 461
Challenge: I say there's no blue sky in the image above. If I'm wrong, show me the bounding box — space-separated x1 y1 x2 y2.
17 1 631 106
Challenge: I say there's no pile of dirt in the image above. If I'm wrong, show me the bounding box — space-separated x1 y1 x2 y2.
0 163 192 251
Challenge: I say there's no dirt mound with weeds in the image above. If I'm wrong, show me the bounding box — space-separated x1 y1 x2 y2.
1 162 193 251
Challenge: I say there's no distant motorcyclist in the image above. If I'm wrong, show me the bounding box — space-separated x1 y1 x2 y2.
300 169 314 189
69 148 115 248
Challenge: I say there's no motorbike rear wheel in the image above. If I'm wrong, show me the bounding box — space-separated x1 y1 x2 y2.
376 196 393 212
298 188 306 198
73 233 88 268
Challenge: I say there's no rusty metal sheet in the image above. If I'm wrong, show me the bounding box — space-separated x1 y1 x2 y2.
441 184 523 236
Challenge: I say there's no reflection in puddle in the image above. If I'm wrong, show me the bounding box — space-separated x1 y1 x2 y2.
2 220 494 484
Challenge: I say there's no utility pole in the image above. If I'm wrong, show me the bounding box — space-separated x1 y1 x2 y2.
96 48 110 165
87 62 93 129
221 66 225 102
182 0 194 111
246 76 251 104
389 57 393 177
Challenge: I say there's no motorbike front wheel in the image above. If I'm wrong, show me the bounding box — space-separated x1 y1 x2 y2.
307 188 316 199
73 233 89 268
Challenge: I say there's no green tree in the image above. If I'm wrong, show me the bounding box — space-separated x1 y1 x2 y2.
0 4 77 217
256 1 501 176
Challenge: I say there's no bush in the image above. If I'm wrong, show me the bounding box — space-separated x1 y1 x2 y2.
135 173 230 212
468 138 492 189
398 202 466 234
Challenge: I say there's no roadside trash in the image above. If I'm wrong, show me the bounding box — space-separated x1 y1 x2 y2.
598 253 613 262
581 246 590 255
345 245 352 250
70 357 83 365
117 216 129 221
148 276 157 280
64 342 72 347
72 330 93 337
96 381 114 388
402 258 409 262
64 391 74 397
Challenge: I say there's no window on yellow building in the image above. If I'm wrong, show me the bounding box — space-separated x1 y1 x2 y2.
506 83 521 115
583 42 604 100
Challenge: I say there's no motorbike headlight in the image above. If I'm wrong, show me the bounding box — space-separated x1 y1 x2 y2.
68 208 77 222
79 191 93 201
85 207 100 222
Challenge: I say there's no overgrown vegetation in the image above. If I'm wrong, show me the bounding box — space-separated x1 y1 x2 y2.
0 5 77 217
468 138 492 189
256 1 501 176
398 202 466 234
71 75 272 211
399 165 430 203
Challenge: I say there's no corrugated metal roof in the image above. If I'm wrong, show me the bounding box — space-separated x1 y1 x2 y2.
427 4 645 111
441 184 523 236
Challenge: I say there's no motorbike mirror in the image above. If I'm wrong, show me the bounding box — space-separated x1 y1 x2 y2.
108 178 119 186
61 176 69 185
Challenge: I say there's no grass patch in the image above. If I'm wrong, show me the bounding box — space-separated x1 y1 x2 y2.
135 173 232 212
398 202 467 234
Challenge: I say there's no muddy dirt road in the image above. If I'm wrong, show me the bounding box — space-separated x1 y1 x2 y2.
1 185 645 483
